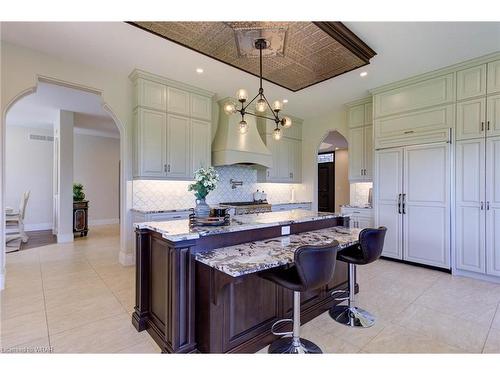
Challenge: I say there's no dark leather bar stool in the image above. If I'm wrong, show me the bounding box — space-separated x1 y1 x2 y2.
261 241 339 354
329 227 387 328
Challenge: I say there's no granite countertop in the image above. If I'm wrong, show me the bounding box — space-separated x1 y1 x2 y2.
271 201 312 205
132 208 193 214
341 205 373 209
135 209 341 242
195 227 361 277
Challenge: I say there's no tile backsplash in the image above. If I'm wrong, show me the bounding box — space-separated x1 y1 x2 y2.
350 182 373 206
133 165 306 211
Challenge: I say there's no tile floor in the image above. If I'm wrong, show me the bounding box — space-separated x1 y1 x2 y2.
1 224 500 354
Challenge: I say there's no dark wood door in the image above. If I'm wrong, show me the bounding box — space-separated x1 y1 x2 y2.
318 162 335 212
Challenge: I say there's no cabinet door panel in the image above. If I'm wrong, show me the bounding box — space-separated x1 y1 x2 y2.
363 126 373 180
487 94 500 137
403 144 450 269
348 104 365 128
266 135 279 181
364 102 373 125
455 140 486 273
279 139 291 181
375 149 403 259
190 93 211 120
167 87 190 116
487 60 500 94
457 64 487 100
190 119 211 176
486 137 500 276
456 98 486 140
138 108 166 177
348 127 364 181
138 79 167 111
166 114 190 178
288 139 301 182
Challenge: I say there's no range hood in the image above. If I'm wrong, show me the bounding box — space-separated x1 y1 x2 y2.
212 98 272 168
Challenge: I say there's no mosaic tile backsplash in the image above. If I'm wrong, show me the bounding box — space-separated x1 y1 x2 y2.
133 165 307 211
349 182 373 206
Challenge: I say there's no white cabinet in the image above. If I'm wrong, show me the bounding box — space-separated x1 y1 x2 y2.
487 60 500 94
272 203 312 212
487 94 500 137
131 70 214 180
135 108 166 178
166 114 190 178
133 210 191 224
456 136 500 277
455 139 486 273
340 207 373 229
348 104 366 128
375 143 450 269
457 64 487 100
456 98 486 140
349 126 372 182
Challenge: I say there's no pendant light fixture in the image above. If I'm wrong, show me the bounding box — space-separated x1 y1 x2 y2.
224 38 292 140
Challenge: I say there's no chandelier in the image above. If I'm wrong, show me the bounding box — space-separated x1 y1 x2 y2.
223 38 292 140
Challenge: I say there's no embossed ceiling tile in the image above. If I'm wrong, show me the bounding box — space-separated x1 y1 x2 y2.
129 21 376 91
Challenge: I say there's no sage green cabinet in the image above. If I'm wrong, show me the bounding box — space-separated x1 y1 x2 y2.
346 97 373 182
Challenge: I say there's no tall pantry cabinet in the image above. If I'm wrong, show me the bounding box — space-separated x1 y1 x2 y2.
455 60 500 277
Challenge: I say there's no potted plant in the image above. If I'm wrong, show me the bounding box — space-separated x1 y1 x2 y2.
188 166 219 217
73 183 86 202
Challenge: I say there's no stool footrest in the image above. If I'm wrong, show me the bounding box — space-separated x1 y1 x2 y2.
331 289 349 301
271 319 293 336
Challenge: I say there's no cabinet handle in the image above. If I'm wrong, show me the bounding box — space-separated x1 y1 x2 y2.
164 164 167 172
487 201 490 210
360 168 364 176
487 121 490 131
402 193 406 214
398 193 402 214
404 130 414 134
480 201 484 210
167 164 170 173
481 122 485 132
267 170 270 177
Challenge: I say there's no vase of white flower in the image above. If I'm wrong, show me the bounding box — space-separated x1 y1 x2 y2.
188 166 219 217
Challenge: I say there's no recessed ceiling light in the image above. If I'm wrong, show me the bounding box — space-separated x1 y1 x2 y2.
196 68 204 74
283 99 288 103
360 71 368 77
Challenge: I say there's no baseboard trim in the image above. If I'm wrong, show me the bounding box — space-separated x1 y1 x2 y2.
119 250 135 266
6 222 53 232
380 256 451 273
57 233 74 243
453 269 500 284
89 218 120 226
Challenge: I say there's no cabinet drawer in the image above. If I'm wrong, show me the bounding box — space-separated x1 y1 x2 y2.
374 73 455 118
148 212 191 221
456 64 487 100
374 105 453 149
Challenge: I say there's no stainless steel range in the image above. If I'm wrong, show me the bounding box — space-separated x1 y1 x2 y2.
219 201 272 215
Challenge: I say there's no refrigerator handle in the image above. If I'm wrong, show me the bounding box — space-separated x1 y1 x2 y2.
402 194 407 214
397 193 402 214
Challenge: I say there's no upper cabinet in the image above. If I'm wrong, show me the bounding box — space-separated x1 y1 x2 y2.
456 64 487 100
487 60 500 94
130 69 214 180
257 118 303 183
346 97 373 182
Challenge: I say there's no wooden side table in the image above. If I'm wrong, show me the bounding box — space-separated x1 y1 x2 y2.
73 200 89 237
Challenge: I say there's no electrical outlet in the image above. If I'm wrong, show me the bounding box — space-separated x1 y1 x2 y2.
281 226 290 235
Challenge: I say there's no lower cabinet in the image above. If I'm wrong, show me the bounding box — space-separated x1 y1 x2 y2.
455 136 500 276
340 207 373 229
271 203 312 212
349 125 373 182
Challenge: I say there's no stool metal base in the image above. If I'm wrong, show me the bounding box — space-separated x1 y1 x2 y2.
268 337 323 354
329 305 375 328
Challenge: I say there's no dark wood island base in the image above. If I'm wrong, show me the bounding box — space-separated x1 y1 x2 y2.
132 214 356 353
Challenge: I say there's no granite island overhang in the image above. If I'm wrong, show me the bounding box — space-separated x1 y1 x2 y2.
132 209 360 353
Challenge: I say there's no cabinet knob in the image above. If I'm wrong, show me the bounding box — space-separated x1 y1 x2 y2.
481 122 485 132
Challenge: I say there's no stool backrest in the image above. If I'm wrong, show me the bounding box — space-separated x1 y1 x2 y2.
359 226 387 264
294 241 339 291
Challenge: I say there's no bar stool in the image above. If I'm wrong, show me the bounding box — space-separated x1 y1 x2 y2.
329 227 387 328
261 241 339 354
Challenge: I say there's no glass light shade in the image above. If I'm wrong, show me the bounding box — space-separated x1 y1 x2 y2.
282 116 292 128
256 98 267 113
237 89 248 102
223 101 236 115
272 100 282 111
273 127 281 140
239 120 248 134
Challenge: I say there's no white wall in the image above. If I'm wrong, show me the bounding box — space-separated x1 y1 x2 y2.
5 126 54 230
74 132 120 224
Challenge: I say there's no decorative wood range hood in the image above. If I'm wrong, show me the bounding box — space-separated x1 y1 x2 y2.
127 21 376 91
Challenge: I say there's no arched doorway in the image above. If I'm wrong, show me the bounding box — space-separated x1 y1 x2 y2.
317 130 349 213
2 77 130 287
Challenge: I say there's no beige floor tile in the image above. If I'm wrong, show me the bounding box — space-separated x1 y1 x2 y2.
50 313 150 353
483 328 500 353
42 269 102 291
5 249 40 265
0 310 48 348
114 287 135 314
362 324 463 353
43 278 110 309
46 293 125 335
394 303 490 352
1 289 45 320
41 259 93 276
491 303 500 330
118 340 161 353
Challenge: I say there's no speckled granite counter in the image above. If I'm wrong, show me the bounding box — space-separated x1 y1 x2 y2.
194 227 360 277
135 209 342 242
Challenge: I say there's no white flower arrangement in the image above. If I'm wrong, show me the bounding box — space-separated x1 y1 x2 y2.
188 166 220 200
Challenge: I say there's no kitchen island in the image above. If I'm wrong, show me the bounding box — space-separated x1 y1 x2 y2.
133 210 359 353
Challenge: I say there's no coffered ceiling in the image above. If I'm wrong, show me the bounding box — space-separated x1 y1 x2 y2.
128 22 376 91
